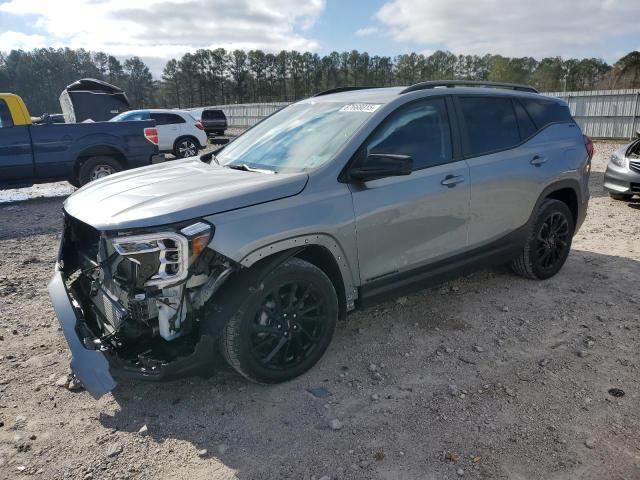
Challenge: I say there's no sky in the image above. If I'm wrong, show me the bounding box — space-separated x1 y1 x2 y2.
1 0 639 76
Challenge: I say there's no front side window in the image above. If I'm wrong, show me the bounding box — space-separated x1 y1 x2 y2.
217 102 377 172
363 98 452 170
0 100 13 128
459 96 520 156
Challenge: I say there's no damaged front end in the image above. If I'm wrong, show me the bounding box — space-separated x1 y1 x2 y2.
49 213 237 398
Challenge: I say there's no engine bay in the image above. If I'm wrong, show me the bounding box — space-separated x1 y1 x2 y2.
60 213 235 374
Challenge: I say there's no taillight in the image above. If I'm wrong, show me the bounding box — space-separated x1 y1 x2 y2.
584 135 594 159
195 121 204 131
144 127 159 145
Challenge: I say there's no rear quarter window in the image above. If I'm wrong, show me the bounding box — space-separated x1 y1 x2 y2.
458 96 520 156
518 98 573 129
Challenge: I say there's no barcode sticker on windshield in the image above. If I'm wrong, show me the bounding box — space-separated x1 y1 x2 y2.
340 104 382 113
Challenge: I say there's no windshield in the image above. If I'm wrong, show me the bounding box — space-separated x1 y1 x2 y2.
216 102 379 173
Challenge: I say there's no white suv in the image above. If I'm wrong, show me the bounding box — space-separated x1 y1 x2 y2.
111 109 208 158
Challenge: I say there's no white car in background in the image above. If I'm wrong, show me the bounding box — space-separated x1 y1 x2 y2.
110 109 208 158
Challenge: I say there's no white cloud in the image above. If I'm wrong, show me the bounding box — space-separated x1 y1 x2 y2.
0 31 47 51
376 0 640 60
0 0 325 60
355 26 378 37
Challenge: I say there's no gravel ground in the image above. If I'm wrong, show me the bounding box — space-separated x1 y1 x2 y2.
0 142 639 480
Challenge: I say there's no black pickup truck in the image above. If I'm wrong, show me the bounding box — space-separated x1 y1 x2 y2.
1 93 162 187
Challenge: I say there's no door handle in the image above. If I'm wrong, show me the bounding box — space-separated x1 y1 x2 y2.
530 155 547 167
441 174 465 188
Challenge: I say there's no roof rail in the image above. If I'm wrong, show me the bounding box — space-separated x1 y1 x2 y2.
400 80 538 95
313 86 379 97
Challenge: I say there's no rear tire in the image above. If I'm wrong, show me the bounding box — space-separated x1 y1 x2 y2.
609 192 633 201
511 199 574 280
218 258 338 384
77 156 122 186
173 137 199 158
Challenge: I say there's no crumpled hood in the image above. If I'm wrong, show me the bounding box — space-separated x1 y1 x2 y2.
64 158 309 230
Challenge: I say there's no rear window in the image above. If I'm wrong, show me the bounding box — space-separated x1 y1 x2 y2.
518 98 573 129
203 110 226 120
0 100 13 128
459 97 520 156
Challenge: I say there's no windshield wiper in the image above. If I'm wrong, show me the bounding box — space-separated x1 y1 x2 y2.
225 164 276 174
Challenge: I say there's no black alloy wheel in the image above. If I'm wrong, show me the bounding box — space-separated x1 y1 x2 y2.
533 211 571 272
512 199 574 280
250 281 329 370
218 258 338 383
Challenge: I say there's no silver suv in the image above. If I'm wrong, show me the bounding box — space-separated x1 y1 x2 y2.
49 81 592 398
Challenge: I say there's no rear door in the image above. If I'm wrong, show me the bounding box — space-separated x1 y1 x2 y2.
349 97 470 284
456 95 569 247
150 113 184 151
0 99 34 182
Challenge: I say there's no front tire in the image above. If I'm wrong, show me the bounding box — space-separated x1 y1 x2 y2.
219 258 338 384
77 156 123 186
512 199 574 280
174 137 199 158
609 192 633 201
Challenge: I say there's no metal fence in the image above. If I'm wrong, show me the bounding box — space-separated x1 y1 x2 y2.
189 102 290 128
192 90 640 139
544 89 640 139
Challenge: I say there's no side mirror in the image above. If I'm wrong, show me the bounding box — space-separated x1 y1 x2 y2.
349 154 413 182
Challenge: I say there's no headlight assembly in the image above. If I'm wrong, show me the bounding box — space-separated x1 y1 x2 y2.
111 222 213 287
610 154 627 168
180 222 213 264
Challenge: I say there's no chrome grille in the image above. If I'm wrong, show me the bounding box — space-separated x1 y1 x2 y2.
630 160 640 174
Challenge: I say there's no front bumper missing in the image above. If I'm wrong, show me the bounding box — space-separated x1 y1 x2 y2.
48 265 116 399
49 264 219 398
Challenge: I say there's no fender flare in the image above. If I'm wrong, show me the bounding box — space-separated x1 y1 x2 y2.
528 178 584 227
239 234 359 309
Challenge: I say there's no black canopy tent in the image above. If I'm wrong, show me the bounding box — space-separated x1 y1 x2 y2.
60 78 130 123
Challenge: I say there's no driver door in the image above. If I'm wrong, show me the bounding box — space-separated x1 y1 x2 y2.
347 97 470 286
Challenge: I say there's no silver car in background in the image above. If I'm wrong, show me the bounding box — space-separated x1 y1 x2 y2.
604 135 640 200
48 81 592 398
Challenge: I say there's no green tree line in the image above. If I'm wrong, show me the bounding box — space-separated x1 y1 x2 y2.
1 47 640 115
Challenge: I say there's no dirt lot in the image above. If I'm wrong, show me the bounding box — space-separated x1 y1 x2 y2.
0 142 639 480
